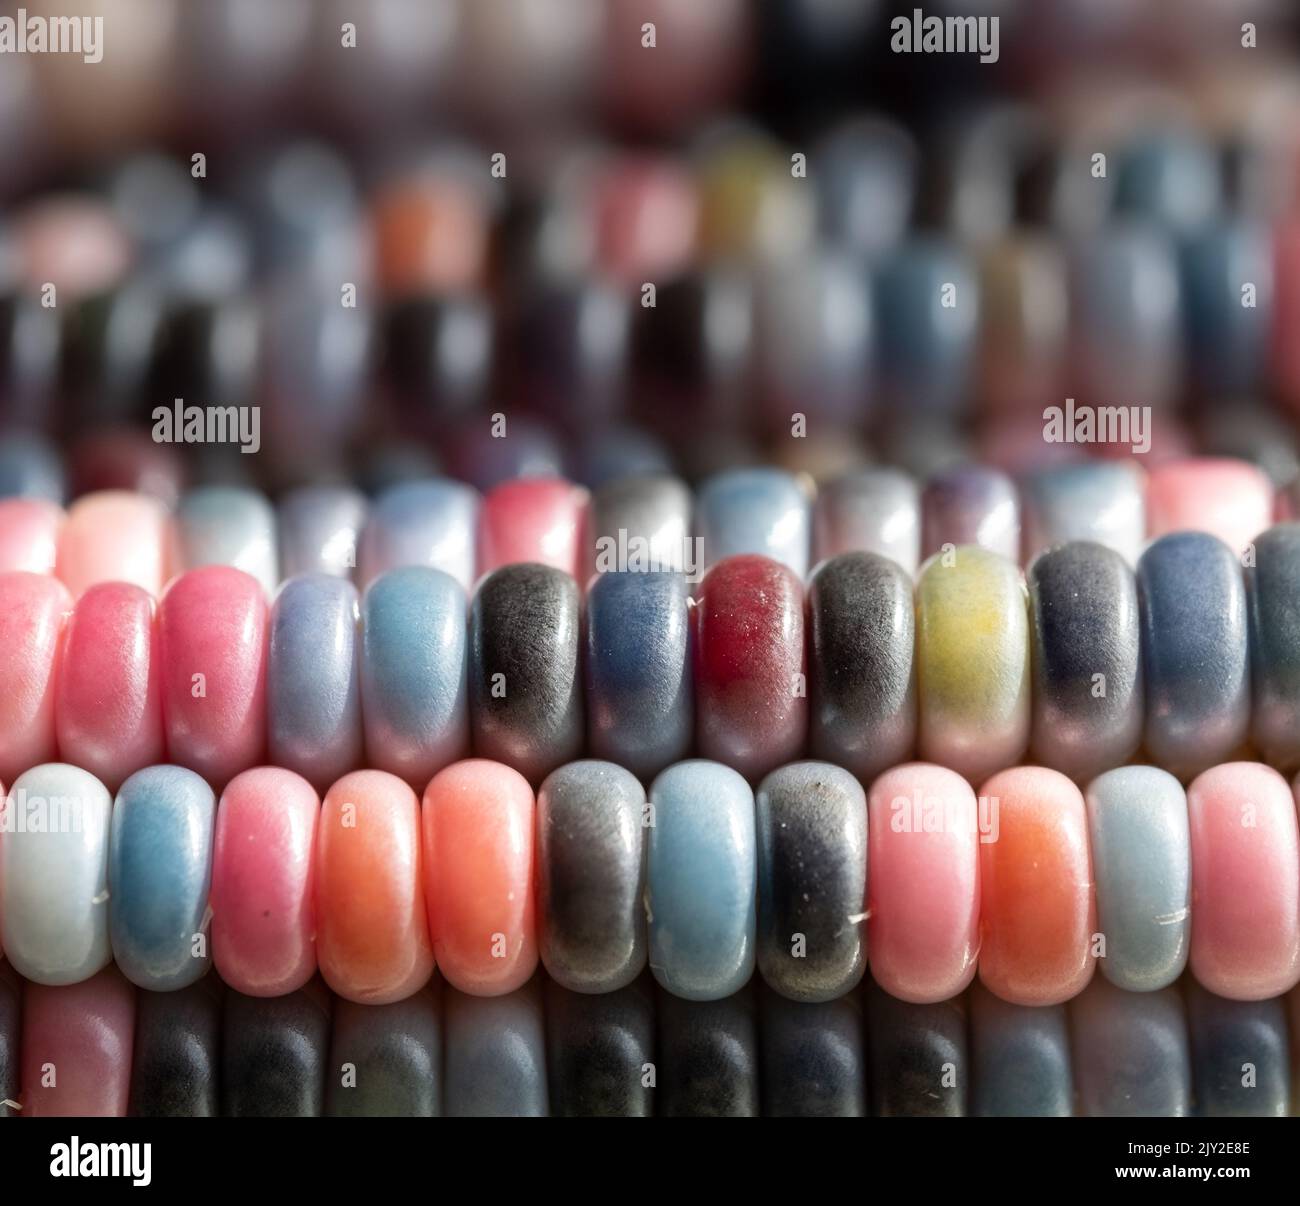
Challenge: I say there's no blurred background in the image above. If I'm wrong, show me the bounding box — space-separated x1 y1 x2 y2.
3 0 1300 502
